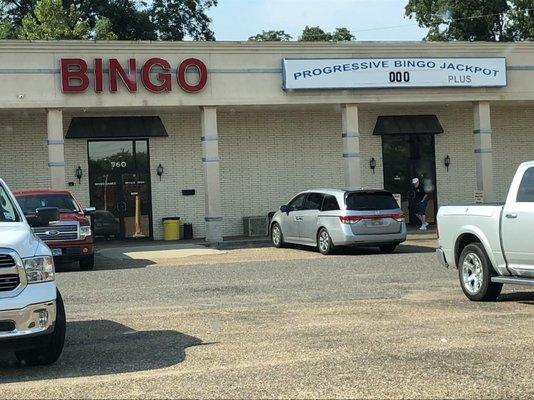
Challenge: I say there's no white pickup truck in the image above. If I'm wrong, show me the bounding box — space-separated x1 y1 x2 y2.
437 161 534 301
0 178 65 365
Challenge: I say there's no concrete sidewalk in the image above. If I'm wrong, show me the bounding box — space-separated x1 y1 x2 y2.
97 243 226 263
96 229 436 264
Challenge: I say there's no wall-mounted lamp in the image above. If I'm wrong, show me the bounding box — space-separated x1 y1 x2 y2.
444 155 451 172
156 164 164 181
369 157 377 174
75 166 83 184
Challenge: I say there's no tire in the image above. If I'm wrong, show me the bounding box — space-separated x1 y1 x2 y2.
271 223 285 248
317 228 335 255
79 255 95 271
379 244 397 253
458 243 503 301
16 290 66 366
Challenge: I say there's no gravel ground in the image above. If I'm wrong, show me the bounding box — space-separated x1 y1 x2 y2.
0 241 533 399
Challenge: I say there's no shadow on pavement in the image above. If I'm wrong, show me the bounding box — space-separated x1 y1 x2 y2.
287 243 436 256
498 291 534 305
54 256 155 273
0 320 207 381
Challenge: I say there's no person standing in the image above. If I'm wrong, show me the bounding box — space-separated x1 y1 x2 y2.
412 178 429 230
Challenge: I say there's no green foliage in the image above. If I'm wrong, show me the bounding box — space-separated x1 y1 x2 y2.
0 0 218 41
150 0 217 40
299 25 355 42
506 0 534 40
66 0 156 41
405 0 534 41
19 0 90 39
94 17 117 40
300 25 332 41
248 30 292 41
0 19 15 39
331 27 356 41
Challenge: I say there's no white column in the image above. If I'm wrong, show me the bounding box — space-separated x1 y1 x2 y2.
47 109 66 189
201 107 223 244
341 104 361 188
473 101 494 202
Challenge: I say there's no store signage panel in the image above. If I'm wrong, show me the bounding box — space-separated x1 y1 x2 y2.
60 57 208 94
282 57 507 90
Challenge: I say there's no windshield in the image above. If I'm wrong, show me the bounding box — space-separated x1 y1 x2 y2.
0 184 21 222
345 192 399 211
16 193 80 214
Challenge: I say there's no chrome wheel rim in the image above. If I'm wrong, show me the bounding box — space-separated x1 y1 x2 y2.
272 225 281 246
318 231 330 253
462 253 484 295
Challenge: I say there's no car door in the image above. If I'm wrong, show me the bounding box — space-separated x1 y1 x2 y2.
299 192 324 244
280 193 307 241
501 165 534 278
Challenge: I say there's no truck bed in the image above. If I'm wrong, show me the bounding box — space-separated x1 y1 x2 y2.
437 203 504 271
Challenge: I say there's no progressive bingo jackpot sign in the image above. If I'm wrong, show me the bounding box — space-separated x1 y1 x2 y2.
282 57 507 90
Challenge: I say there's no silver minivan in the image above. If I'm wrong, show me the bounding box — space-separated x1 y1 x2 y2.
270 189 407 255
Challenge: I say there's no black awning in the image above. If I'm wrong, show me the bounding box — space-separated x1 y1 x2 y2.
373 115 443 135
66 116 168 139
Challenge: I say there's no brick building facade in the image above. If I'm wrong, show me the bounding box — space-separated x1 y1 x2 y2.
0 41 532 241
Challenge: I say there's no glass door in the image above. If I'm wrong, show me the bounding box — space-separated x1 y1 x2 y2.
382 134 437 225
88 140 152 240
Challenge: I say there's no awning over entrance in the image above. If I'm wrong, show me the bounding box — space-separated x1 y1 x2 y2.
66 116 168 139
373 115 443 136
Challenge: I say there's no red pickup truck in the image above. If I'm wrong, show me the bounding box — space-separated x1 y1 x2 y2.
13 189 95 270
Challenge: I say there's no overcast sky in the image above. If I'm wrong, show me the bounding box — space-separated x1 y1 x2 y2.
207 0 428 41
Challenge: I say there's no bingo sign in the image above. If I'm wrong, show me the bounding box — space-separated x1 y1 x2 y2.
282 57 507 90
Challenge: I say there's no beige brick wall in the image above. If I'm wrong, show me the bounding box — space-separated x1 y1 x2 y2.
0 111 50 190
2 104 533 240
63 112 206 240
218 109 344 236
492 106 534 202
360 105 477 207
151 113 205 240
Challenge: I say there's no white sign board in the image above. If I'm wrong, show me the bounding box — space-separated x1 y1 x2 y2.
474 190 485 204
282 58 507 90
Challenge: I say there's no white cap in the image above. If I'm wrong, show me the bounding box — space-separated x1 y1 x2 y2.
412 178 419 184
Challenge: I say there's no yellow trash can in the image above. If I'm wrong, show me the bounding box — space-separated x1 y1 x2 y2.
162 218 180 241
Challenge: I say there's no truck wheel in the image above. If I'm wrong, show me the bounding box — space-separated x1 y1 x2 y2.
271 223 285 248
79 255 95 271
16 290 66 366
458 243 503 301
317 228 335 255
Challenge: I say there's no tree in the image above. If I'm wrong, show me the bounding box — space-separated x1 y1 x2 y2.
94 16 117 40
0 0 218 41
506 0 534 40
150 0 216 40
300 25 332 41
331 27 356 41
66 0 157 41
299 25 355 42
248 30 292 41
19 0 90 39
405 0 511 41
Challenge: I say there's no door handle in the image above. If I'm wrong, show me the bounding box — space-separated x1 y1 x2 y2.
295 216 303 221
505 213 518 219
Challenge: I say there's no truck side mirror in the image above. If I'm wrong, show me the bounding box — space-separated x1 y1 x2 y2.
35 207 60 227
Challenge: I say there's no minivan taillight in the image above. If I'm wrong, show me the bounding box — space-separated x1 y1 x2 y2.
391 212 405 222
339 215 364 224
339 213 405 224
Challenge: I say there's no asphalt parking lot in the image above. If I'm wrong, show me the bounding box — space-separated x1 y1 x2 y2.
0 241 533 399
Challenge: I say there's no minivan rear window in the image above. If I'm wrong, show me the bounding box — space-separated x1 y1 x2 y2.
345 192 399 211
